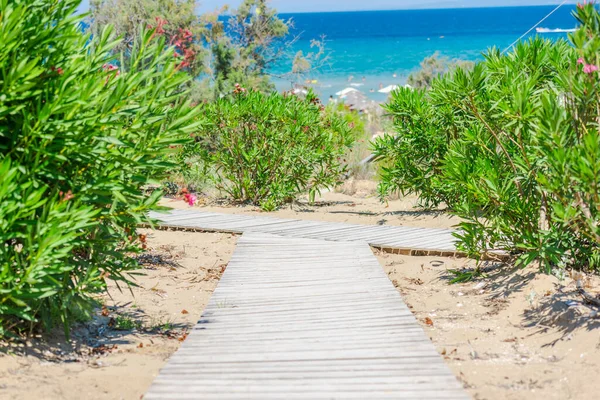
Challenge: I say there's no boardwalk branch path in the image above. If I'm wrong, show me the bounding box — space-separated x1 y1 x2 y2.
149 210 459 255
146 212 468 399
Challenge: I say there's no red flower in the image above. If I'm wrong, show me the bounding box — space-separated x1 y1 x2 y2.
177 60 191 70
155 17 168 34
103 63 118 72
182 28 193 40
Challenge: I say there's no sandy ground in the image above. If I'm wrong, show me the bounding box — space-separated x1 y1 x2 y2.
160 179 461 230
377 251 600 400
2 188 600 400
0 230 237 400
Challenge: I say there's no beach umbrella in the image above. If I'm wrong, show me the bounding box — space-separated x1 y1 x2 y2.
378 84 398 94
335 87 359 97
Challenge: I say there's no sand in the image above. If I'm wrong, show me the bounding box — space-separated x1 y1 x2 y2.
2 186 600 399
378 251 600 400
0 230 237 400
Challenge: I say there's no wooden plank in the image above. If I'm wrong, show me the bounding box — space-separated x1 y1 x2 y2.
149 210 458 254
145 232 468 399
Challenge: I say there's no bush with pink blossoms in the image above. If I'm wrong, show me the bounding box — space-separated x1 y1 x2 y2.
374 3 600 277
0 0 200 337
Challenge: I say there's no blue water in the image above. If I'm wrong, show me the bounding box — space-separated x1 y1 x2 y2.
273 6 578 100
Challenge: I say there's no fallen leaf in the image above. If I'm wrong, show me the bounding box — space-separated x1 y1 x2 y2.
137 343 144 348
181 309 189 314
405 277 424 285
424 317 434 326
101 306 110 317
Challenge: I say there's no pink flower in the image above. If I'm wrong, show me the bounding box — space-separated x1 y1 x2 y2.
578 57 585 64
183 193 197 206
583 63 599 74
59 190 74 201
155 17 168 34
181 29 193 40
103 63 119 72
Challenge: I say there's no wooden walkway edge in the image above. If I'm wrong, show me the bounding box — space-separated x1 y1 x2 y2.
149 210 460 257
145 232 468 399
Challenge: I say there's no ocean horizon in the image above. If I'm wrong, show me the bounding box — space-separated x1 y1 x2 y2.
272 5 578 100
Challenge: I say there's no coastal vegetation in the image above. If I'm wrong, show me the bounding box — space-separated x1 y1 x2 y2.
0 0 201 336
181 89 355 210
90 0 327 101
3 0 600 342
374 3 600 276
0 0 355 336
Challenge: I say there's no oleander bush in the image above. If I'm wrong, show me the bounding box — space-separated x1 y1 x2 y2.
185 89 355 210
374 4 600 274
0 0 199 336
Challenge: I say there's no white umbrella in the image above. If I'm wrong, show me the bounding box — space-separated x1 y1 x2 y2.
336 87 359 97
378 84 398 94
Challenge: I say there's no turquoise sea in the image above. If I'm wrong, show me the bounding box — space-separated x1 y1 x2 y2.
272 6 578 100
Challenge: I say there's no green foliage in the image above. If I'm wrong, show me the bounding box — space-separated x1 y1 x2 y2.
373 86 459 207
187 90 355 210
90 0 206 77
202 0 294 98
112 315 142 330
325 102 375 179
375 5 600 274
91 0 328 101
0 0 199 337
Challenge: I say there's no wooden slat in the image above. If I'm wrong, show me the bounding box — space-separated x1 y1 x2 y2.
145 232 467 399
149 210 459 254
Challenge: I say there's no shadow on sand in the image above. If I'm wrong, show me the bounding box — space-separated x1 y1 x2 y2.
1 303 189 363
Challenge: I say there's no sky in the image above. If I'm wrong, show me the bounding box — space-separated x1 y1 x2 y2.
79 1 580 14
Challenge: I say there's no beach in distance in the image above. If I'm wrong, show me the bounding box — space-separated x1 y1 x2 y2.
273 5 578 99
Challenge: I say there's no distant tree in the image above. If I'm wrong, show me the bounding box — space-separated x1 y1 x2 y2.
203 0 327 98
90 0 328 99
90 0 207 77
408 52 474 89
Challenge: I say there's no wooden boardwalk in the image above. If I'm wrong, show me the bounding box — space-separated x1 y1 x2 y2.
149 210 459 256
145 232 468 399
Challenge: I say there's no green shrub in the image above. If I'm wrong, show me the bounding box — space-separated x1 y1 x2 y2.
185 89 355 210
374 5 600 274
0 0 199 336
373 86 460 207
